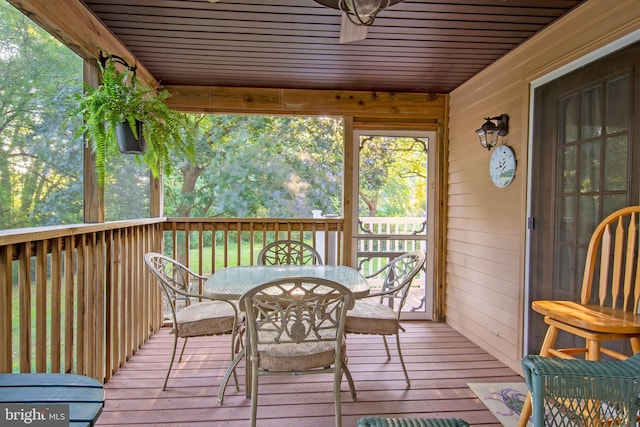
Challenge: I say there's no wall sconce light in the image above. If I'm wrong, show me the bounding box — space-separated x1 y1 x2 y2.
476 114 509 150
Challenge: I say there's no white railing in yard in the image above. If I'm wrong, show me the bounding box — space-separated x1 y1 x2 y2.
356 217 427 313
356 216 427 278
357 216 427 236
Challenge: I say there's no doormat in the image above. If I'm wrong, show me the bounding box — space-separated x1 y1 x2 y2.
467 382 533 427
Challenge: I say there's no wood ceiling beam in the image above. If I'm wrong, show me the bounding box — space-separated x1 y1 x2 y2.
6 0 157 87
5 0 445 119
165 85 446 120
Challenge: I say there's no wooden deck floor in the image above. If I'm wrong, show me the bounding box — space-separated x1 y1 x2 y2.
97 322 524 426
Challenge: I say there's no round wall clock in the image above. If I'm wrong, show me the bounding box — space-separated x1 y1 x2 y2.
489 145 516 188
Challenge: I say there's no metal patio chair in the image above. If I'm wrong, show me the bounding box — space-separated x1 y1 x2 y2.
345 251 426 388
144 252 244 397
240 276 356 427
257 239 323 265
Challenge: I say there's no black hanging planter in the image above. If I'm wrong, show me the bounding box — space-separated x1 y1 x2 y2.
115 120 146 154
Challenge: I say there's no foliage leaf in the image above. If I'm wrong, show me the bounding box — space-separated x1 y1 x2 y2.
68 56 195 183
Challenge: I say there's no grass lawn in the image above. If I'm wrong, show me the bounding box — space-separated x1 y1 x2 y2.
187 243 263 272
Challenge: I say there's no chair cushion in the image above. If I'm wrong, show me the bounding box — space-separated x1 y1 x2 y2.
175 300 240 338
346 300 397 335
257 340 339 371
256 328 347 372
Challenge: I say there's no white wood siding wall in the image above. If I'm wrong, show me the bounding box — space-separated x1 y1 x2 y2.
446 0 640 373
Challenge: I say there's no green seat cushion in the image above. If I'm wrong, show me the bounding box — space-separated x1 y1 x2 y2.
357 417 470 427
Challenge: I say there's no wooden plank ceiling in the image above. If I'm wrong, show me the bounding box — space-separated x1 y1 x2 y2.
81 0 585 93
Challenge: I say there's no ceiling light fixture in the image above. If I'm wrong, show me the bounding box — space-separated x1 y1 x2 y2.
313 0 404 26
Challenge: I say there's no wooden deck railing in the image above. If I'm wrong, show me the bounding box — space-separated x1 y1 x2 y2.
161 217 344 279
0 216 427 383
162 217 428 300
0 219 164 382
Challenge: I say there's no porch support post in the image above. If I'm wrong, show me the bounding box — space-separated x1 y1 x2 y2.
150 175 163 218
83 59 104 224
342 116 354 267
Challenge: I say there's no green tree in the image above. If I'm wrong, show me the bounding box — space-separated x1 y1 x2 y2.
164 115 343 218
358 136 427 217
0 1 83 228
104 155 150 221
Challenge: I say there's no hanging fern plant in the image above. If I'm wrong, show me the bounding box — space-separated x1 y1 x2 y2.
70 54 195 184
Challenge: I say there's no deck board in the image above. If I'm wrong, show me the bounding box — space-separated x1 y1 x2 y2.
98 322 523 426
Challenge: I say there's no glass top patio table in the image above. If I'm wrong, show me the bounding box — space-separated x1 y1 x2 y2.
205 265 370 299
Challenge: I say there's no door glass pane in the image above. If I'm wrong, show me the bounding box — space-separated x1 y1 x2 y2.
579 140 600 193
562 94 579 143
582 86 602 139
576 246 587 296
577 195 599 245
561 146 577 193
603 194 627 217
604 135 628 191
606 75 629 134
555 245 575 294
557 196 576 243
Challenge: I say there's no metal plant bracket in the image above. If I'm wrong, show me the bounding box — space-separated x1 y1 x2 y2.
99 51 137 75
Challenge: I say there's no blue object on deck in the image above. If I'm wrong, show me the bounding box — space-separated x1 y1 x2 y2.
0 373 105 427
357 417 470 427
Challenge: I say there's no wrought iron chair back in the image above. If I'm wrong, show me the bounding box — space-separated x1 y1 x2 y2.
371 252 426 312
257 239 323 265
239 276 356 427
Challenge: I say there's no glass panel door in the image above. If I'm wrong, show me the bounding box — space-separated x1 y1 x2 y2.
527 40 640 354
352 130 435 319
